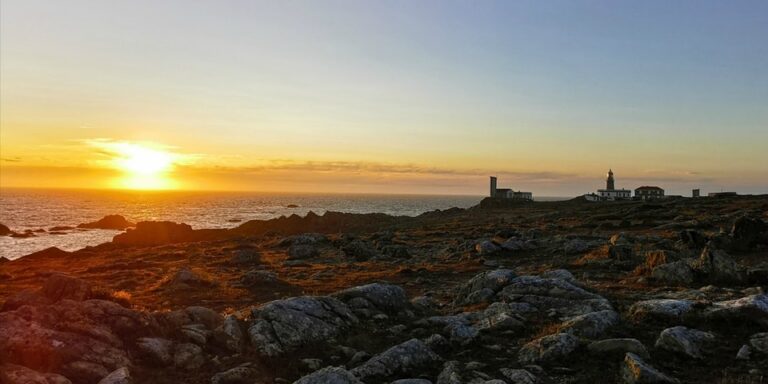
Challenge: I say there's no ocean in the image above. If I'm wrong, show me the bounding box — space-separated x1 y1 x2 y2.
0 188 568 260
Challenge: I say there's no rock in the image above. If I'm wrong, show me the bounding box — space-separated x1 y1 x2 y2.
436 361 462 384
97 367 131 384
333 283 409 315
294 366 362 384
558 310 619 339
540 269 576 283
627 299 693 322
690 246 746 283
0 223 11 236
496 275 612 317
564 239 591 254
2 289 52 311
211 365 256 384
112 221 195 246
174 343 205 369
588 339 649 359
301 359 324 371
170 268 212 287
60 360 110 383
78 215 134 230
185 306 223 329
0 363 72 384
380 245 411 259
621 353 679 383
280 233 327 246
736 345 752 360
392 380 433 384
749 332 768 353
518 333 580 364
288 244 320 260
240 270 279 286
704 294 768 321
654 326 715 359
651 261 694 285
350 339 442 381
454 269 517 306
678 230 708 249
499 368 537 384
342 240 379 261
248 296 357 357
41 273 92 302
232 248 261 264
136 337 174 366
730 216 767 251
476 240 500 255
214 315 245 353
474 302 527 332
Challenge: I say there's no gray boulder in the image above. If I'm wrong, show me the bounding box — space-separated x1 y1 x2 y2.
97 367 131 384
651 261 695 285
454 269 517 306
333 283 409 315
475 241 500 255
497 275 612 317
654 326 715 359
690 246 746 283
436 361 462 384
558 310 619 339
0 363 72 384
621 353 679 383
294 366 362 384
704 294 768 321
350 339 442 381
627 299 693 322
749 333 768 353
518 333 579 364
173 343 205 369
211 364 256 384
248 296 357 357
136 337 174 366
499 368 537 384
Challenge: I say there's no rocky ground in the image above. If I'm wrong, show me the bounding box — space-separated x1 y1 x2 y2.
1 195 767 384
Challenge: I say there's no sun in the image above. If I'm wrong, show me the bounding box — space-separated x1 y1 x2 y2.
109 142 177 189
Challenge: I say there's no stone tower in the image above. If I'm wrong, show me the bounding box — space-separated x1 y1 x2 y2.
490 176 497 197
606 169 615 190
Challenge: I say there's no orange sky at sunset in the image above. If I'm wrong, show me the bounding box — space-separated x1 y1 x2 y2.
1 1 766 196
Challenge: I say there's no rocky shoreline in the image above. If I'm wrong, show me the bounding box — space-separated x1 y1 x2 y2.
1 195 767 384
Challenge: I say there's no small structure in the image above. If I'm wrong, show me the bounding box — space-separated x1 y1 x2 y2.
489 177 533 200
692 189 700 198
708 192 737 197
595 169 631 201
635 186 665 200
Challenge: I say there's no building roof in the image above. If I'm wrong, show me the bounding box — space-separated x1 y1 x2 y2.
635 186 664 191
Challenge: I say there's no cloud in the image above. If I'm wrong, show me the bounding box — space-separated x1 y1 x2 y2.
1 157 22 163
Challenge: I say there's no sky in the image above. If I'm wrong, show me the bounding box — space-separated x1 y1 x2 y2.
1 0 767 196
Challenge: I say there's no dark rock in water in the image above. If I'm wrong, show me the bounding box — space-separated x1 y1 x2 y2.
112 221 195 246
286 204 300 208
78 215 134 230
730 216 767 251
0 223 13 236
21 247 70 260
10 231 36 238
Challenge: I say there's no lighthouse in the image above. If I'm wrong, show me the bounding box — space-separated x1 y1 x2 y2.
606 169 615 190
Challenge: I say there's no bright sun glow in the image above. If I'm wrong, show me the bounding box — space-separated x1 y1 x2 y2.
102 142 178 190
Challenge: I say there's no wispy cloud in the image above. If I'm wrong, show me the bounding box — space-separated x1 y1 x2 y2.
1 157 22 163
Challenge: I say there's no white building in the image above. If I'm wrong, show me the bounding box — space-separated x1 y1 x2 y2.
593 169 631 201
489 177 533 201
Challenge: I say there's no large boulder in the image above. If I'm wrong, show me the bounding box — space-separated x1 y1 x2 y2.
454 269 517 306
78 215 134 230
41 274 93 302
333 283 409 315
588 339 649 359
690 246 746 283
97 367 131 384
651 261 695 285
621 353 679 383
496 276 612 317
350 339 441 381
558 310 620 339
294 366 362 384
0 223 11 236
248 296 357 357
704 294 768 322
627 299 694 322
654 326 715 359
517 333 579 364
